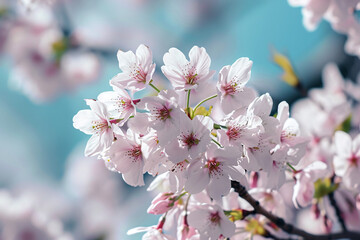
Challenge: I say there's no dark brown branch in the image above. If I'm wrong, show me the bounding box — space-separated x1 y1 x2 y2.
231 181 360 240
328 177 347 232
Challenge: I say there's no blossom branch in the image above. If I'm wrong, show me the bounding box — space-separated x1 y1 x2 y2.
231 181 360 240
328 177 347 232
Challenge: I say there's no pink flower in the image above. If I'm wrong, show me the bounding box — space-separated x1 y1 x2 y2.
185 144 244 200
108 129 146 187
97 85 136 122
127 219 175 240
73 99 122 157
110 44 156 93
164 115 213 164
216 57 257 114
292 161 329 208
188 204 235 239
161 46 215 91
333 131 360 192
137 90 184 144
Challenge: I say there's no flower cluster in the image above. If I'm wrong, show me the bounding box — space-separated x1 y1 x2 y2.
288 0 360 58
74 45 360 239
1 0 101 102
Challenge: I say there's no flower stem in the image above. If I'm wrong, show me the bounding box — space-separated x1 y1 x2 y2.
193 94 217 114
286 162 297 172
212 138 223 148
149 82 160 93
186 90 191 118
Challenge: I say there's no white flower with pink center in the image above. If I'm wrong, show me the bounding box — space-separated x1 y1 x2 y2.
185 144 244 200
73 99 122 157
167 160 190 193
164 115 213 164
216 57 257 114
218 111 263 149
292 161 328 208
127 218 175 240
161 46 215 91
97 85 136 122
277 101 307 147
109 129 146 187
138 90 184 143
188 204 235 240
110 44 155 93
333 131 360 192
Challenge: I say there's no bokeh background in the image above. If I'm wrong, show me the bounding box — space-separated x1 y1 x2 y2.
0 0 357 239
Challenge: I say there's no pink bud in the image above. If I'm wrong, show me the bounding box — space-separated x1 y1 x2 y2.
321 215 333 234
250 172 258 188
311 203 320 219
147 192 173 215
356 194 360 210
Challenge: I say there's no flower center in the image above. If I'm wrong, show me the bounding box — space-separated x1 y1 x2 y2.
155 106 172 121
130 65 147 83
92 120 109 133
222 81 241 95
126 145 142 162
226 126 241 141
349 154 359 166
180 132 200 149
205 158 222 176
183 63 198 85
209 212 221 225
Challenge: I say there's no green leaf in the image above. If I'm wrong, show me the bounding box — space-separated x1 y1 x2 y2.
193 106 212 117
313 178 339 199
335 115 352 133
224 209 244 222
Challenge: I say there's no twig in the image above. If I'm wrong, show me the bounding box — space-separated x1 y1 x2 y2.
231 181 360 240
328 177 347 232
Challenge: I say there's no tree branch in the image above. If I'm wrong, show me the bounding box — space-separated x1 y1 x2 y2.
328 177 347 232
231 181 360 240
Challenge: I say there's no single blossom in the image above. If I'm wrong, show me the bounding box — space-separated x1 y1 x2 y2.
73 99 122 157
216 57 257 114
97 85 136 121
109 129 146 187
137 90 184 144
188 204 235 240
185 144 245 201
164 115 213 164
161 46 215 91
333 131 360 192
110 44 156 92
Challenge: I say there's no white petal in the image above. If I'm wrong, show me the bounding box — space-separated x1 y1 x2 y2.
334 131 352 157
85 134 102 156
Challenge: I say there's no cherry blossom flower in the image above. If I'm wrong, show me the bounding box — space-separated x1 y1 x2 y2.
137 90 184 144
188 204 235 240
161 46 215 91
97 85 136 121
216 57 257 114
73 99 122 157
127 217 175 240
164 115 213 164
333 131 360 192
111 44 156 93
108 129 146 187
185 144 245 200
293 161 328 208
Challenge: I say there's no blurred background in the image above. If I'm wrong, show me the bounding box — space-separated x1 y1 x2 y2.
0 0 358 239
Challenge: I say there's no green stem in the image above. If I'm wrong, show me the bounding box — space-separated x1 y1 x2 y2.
212 138 223 148
184 193 191 213
149 82 160 93
286 162 297 172
193 94 217 114
186 90 191 118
